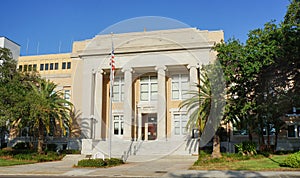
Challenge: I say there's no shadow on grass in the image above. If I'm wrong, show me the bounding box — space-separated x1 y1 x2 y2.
268 157 281 165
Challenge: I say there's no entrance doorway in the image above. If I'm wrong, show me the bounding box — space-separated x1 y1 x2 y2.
142 113 157 140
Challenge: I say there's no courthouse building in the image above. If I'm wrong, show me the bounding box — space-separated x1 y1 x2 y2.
18 28 224 156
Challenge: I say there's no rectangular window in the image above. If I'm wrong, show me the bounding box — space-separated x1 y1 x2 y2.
45 63 49 70
113 77 124 102
140 76 158 101
67 62 71 69
173 113 188 135
64 90 71 106
40 64 44 71
64 90 71 101
62 62 66 69
28 64 32 71
24 65 28 72
288 125 296 137
33 64 37 71
172 74 189 100
18 65 22 71
54 63 59 70
113 115 124 135
50 63 54 70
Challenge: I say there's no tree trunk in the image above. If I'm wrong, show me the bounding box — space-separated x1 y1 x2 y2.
248 129 253 142
37 119 44 154
211 134 222 159
259 123 266 151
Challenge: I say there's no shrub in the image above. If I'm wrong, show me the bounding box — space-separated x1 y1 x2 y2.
45 144 57 152
280 151 300 168
235 141 257 156
77 158 124 168
13 142 30 150
63 149 81 154
106 158 124 166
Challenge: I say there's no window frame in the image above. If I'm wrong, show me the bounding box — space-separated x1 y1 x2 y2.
40 64 44 71
113 115 124 136
287 125 297 138
171 74 189 100
54 63 59 70
140 75 158 101
67 62 71 69
112 76 124 102
45 63 49 70
62 62 66 69
173 113 188 136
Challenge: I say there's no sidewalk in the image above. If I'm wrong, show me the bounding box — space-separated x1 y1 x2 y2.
0 154 300 177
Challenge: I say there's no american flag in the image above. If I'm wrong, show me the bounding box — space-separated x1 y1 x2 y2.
110 48 115 81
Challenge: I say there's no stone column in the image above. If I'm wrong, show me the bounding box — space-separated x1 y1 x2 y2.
122 68 133 140
156 65 167 140
187 64 199 91
137 111 142 140
94 69 104 139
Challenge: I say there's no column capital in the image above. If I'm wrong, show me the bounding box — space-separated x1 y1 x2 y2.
98 69 105 74
93 68 105 74
121 67 133 73
155 65 167 71
187 63 200 70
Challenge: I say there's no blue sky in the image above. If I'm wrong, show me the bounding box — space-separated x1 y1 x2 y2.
1 0 290 56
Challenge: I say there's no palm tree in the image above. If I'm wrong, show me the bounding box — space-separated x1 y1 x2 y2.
26 79 72 153
180 64 224 159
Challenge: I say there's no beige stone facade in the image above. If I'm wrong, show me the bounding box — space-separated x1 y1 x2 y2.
18 28 225 155
18 53 73 95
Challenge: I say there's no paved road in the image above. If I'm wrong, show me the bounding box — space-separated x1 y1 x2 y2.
0 154 300 177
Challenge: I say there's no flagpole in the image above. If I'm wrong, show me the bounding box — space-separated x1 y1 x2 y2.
108 33 114 159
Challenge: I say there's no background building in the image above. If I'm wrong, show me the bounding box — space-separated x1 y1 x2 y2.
0 37 20 60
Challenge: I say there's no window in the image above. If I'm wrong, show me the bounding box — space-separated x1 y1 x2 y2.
24 65 28 72
40 64 44 71
28 65 32 71
64 90 71 106
174 113 187 135
62 62 66 69
18 65 22 71
33 64 37 71
45 63 49 70
67 62 71 69
287 125 300 138
172 74 189 100
64 90 70 101
50 63 54 70
113 115 124 135
140 76 157 101
113 77 124 102
288 125 296 137
54 63 59 70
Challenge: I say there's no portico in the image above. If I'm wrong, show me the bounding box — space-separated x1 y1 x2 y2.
70 28 224 154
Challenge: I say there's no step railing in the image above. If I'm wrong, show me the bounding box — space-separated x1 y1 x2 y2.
133 139 143 155
121 140 134 162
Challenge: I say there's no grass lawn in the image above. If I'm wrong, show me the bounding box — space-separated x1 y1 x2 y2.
0 158 36 167
0 149 65 167
191 154 300 171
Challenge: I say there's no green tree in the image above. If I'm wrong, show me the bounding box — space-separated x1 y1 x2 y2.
215 0 300 152
25 79 72 153
180 63 225 159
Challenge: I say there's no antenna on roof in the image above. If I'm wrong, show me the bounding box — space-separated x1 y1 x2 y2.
26 38 29 55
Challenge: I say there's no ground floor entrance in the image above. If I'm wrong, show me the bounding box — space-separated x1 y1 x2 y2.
141 113 157 140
